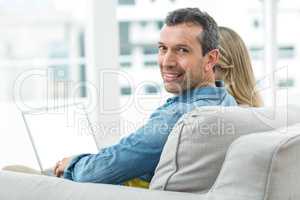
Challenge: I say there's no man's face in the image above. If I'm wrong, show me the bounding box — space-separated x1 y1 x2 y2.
158 23 212 94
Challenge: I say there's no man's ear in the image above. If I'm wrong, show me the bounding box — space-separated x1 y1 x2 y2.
204 49 220 72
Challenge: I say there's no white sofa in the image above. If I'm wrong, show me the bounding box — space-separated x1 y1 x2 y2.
1 106 300 200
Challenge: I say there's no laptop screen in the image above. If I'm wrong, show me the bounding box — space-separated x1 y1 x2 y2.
22 103 98 171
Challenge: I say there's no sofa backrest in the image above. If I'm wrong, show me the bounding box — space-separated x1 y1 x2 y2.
150 105 300 193
207 123 300 200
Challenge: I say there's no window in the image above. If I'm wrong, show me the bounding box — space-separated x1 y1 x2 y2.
279 46 295 59
157 20 164 29
249 46 264 60
144 85 160 94
253 19 260 29
277 78 295 88
120 46 132 55
119 54 132 68
119 22 132 55
121 86 132 95
140 21 148 27
48 66 69 81
144 60 157 67
143 45 158 55
249 46 295 60
0 1 88 102
119 22 130 45
118 0 135 5
120 61 132 68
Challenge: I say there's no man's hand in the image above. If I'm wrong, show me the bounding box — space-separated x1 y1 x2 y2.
53 157 72 177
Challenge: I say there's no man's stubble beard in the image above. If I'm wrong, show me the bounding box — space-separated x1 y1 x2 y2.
164 71 205 95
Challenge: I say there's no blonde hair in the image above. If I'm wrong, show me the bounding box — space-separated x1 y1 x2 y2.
216 26 263 107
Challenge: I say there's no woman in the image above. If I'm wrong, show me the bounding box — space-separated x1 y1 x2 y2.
215 26 263 107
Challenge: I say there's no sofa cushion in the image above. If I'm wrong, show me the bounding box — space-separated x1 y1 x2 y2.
149 105 300 193
0 171 204 200
207 123 300 200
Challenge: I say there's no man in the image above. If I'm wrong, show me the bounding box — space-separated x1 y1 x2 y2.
54 8 237 185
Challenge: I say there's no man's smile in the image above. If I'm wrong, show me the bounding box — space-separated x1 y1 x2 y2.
162 72 184 82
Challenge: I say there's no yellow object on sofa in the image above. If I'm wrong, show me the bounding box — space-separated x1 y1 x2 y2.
123 178 149 189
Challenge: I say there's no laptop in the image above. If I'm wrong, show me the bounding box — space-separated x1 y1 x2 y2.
21 103 99 175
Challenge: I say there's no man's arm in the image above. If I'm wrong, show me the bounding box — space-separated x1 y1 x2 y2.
58 105 182 184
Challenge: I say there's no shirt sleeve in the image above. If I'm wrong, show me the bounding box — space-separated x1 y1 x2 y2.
63 103 182 184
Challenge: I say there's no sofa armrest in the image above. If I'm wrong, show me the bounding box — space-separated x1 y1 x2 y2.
0 171 204 200
208 124 300 200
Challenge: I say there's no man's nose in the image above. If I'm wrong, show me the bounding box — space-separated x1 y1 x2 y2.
162 51 176 68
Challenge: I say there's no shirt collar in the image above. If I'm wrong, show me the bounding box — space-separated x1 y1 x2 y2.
168 84 228 103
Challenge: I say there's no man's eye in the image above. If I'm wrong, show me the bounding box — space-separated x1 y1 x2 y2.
177 48 189 53
158 46 167 52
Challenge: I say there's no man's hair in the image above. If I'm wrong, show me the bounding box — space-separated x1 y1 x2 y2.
165 8 219 55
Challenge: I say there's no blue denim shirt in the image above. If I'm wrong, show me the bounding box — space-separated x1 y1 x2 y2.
63 85 237 184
